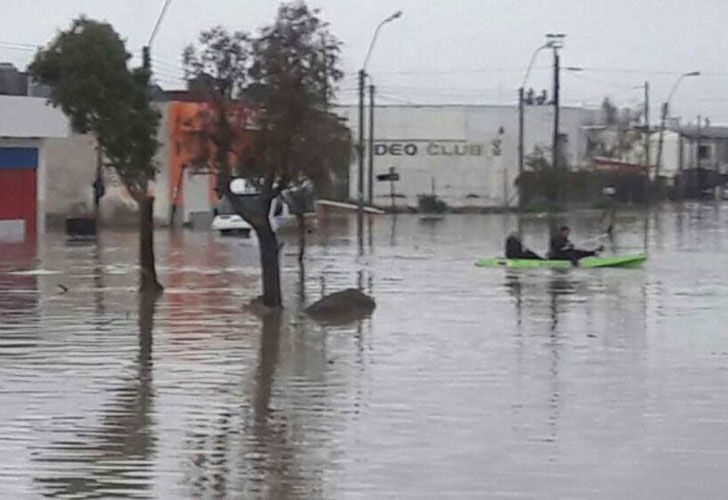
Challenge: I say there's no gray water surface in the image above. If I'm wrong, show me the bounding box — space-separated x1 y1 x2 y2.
2 207 728 499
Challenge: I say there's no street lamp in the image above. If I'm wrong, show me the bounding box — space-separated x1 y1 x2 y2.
357 10 402 241
144 0 173 73
363 11 402 71
655 71 700 181
517 36 562 208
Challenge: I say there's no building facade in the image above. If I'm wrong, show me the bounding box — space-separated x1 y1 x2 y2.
335 104 604 208
0 95 69 243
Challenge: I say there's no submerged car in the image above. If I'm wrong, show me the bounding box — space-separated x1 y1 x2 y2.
212 196 291 237
211 212 251 237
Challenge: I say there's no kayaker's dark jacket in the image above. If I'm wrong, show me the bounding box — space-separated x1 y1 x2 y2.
506 236 524 259
549 234 574 259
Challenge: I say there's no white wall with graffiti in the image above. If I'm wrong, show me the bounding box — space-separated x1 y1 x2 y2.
335 104 603 208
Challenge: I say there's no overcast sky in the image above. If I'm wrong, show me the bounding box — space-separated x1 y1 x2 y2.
1 0 727 123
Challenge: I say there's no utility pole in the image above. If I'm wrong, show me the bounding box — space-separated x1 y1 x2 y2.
677 118 684 200
368 84 375 204
655 101 669 184
517 86 525 209
357 69 366 244
94 143 104 222
552 46 560 171
518 38 554 212
358 10 402 248
695 114 702 172
644 81 650 168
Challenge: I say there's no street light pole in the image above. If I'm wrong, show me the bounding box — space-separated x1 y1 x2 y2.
144 0 173 74
517 40 552 210
357 69 366 244
644 81 650 169
552 47 561 171
546 34 565 172
368 83 375 204
655 71 700 182
358 10 402 243
517 86 525 204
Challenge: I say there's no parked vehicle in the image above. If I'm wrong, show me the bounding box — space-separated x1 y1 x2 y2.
211 212 251 237
211 180 293 237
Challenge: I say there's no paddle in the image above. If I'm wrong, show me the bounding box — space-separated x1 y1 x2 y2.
575 224 614 252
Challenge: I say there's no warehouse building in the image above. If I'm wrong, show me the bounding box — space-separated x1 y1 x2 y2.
335 104 604 208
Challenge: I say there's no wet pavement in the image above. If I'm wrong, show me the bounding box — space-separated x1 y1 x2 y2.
1 205 728 499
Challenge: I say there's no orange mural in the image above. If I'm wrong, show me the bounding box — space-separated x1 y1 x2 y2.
168 101 258 209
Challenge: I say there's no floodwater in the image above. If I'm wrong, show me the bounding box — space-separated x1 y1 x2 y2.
1 206 728 499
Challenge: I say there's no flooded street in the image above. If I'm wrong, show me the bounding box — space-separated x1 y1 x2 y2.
2 206 728 499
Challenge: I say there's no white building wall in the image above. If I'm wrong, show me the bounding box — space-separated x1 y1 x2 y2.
336 104 602 208
0 95 69 139
154 102 172 225
0 96 69 234
647 131 682 179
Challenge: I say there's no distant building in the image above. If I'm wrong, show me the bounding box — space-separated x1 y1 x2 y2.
0 63 51 98
334 104 605 208
639 124 728 179
0 63 28 96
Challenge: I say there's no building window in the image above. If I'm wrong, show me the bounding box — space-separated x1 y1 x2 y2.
698 145 711 161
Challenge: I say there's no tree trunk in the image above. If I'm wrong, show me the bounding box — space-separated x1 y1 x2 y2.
255 220 282 308
139 195 163 294
297 213 306 263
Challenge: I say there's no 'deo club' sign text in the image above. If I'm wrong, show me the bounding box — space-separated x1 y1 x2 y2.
374 141 485 157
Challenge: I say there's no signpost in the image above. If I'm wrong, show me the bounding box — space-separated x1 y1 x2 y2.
377 167 399 210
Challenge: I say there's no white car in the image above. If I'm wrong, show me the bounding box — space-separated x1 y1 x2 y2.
212 197 290 237
211 213 252 237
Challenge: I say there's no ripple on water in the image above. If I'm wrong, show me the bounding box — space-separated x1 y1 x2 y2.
2 213 728 498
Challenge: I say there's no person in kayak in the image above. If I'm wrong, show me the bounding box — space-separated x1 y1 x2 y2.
548 226 602 263
505 231 543 259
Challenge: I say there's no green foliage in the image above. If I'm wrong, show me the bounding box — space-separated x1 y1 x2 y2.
183 27 249 99
29 17 159 198
417 194 448 214
183 2 350 202
523 145 562 206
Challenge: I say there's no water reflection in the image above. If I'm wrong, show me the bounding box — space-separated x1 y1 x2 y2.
33 294 158 498
4 209 728 498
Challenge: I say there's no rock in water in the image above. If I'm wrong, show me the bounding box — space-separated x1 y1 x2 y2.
305 289 376 323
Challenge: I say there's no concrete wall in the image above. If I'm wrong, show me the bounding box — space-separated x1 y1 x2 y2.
647 131 682 179
154 102 172 225
44 135 97 222
0 95 69 138
42 103 178 227
0 96 69 235
336 104 602 208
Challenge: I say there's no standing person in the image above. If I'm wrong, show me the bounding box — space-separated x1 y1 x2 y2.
548 226 602 263
505 231 543 259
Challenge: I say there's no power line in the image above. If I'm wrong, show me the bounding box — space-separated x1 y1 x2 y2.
563 70 643 92
148 0 174 47
377 92 416 104
0 43 36 53
0 40 37 49
358 65 549 76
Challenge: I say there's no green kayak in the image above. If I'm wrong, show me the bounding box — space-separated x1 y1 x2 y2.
476 253 647 269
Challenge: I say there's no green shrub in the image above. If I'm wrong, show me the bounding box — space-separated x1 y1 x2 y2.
417 194 448 213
